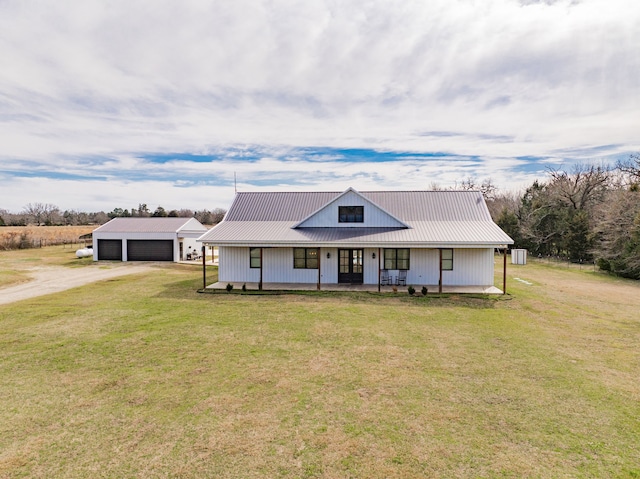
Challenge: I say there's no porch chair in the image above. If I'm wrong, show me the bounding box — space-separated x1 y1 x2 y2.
397 270 407 286
380 270 390 285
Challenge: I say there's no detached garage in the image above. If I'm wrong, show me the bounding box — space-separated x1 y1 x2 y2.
92 217 208 262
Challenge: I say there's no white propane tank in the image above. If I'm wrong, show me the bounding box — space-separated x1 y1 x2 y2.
76 247 93 258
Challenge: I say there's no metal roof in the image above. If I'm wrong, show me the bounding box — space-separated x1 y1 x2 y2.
199 190 513 246
93 217 207 234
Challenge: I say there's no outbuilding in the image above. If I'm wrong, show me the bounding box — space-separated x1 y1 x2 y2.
92 217 208 262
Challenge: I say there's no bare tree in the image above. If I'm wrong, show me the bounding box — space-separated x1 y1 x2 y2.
23 203 46 225
616 153 640 187
486 191 521 222
42 203 61 225
546 164 611 211
194 208 227 225
211 208 226 224
456 176 498 201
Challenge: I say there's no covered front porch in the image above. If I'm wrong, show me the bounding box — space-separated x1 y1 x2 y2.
201 245 509 294
204 281 504 294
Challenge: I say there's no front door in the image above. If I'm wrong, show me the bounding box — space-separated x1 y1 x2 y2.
338 249 364 284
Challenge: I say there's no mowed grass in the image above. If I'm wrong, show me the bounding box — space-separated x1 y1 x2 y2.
1 252 640 478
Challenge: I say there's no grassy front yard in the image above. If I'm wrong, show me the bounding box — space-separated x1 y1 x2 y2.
1 249 639 478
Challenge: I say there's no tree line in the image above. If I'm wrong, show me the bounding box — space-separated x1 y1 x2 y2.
487 154 640 279
0 203 227 227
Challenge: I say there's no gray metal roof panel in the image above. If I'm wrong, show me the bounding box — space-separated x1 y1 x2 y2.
94 217 206 234
224 190 492 222
224 192 338 221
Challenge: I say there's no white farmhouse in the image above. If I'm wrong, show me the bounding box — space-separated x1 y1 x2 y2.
197 188 513 293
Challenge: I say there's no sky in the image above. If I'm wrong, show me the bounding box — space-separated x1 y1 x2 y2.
1 0 639 213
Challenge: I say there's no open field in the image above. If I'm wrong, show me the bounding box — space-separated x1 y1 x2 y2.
0 225 94 251
1 250 640 478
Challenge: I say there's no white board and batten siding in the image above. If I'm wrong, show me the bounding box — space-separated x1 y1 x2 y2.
442 248 494 286
219 246 495 286
398 249 494 287
219 247 340 283
296 190 406 228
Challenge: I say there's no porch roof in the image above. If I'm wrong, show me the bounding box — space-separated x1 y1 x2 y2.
198 220 512 247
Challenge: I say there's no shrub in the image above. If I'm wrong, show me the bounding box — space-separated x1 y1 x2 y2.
225 283 234 293
421 286 428 296
596 258 611 271
407 285 415 295
242 283 247 292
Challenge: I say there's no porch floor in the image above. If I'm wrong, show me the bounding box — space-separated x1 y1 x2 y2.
205 281 503 294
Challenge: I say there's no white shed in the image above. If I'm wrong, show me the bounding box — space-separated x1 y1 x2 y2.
511 249 527 265
92 217 208 262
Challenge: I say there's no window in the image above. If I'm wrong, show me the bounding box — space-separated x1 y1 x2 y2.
250 248 261 268
441 249 453 270
339 206 364 223
294 248 318 269
384 248 410 270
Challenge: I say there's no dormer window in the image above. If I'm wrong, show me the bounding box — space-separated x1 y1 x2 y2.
339 206 364 223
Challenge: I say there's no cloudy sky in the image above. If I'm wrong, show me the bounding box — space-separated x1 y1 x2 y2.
1 0 639 213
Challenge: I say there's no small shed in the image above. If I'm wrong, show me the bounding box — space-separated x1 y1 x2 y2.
511 249 527 265
92 217 208 262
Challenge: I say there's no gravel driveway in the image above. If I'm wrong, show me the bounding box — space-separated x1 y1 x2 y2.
0 263 154 305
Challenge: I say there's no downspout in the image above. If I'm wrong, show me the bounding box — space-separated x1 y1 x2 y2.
439 248 443 294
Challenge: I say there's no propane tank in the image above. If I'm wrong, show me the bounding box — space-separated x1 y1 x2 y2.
76 247 93 258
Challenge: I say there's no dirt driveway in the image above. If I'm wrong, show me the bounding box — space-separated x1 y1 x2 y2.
0 263 154 305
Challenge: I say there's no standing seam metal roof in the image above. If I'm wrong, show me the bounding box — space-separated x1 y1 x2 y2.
93 217 207 234
199 190 513 245
223 190 493 222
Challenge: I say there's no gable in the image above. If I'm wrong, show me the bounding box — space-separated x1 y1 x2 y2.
294 188 408 229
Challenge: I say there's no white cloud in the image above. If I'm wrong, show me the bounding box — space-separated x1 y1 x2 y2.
0 0 639 211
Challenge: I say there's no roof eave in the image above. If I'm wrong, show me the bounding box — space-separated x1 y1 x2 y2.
198 240 513 248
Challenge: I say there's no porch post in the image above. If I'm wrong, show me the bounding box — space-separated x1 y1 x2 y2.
259 248 263 291
317 247 321 291
503 247 507 294
378 247 381 293
439 248 443 294
202 245 206 290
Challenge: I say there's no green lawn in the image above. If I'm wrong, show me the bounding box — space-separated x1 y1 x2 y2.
1 250 640 478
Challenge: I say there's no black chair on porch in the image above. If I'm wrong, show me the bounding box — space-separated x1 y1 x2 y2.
380 270 391 286
397 270 407 286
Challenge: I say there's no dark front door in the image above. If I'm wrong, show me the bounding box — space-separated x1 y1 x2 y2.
338 249 364 284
